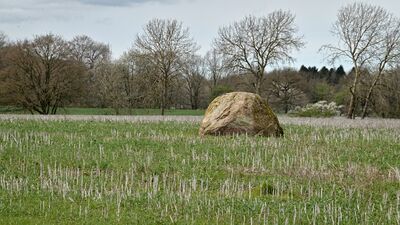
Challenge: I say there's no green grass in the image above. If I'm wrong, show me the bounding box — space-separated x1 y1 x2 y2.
0 120 399 224
0 106 26 114
0 106 205 116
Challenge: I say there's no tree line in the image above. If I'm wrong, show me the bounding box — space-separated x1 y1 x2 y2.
0 2 400 118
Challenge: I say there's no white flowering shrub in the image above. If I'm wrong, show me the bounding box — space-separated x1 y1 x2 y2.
289 101 344 117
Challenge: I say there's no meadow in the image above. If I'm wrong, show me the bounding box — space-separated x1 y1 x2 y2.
0 118 399 224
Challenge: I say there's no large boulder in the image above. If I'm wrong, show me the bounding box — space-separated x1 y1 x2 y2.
199 92 283 137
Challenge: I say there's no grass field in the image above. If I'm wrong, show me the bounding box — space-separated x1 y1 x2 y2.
0 106 205 116
0 119 399 224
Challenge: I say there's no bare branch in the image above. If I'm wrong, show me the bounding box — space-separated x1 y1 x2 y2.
214 10 304 94
133 18 198 115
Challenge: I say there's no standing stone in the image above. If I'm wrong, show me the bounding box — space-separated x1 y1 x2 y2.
199 92 283 137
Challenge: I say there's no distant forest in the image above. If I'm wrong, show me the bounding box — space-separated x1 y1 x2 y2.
1 2 400 118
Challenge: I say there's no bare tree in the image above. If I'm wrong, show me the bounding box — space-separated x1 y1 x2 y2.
182 54 206 109
133 18 198 115
379 68 400 117
117 52 139 109
204 48 227 89
69 35 111 106
266 69 308 113
69 35 110 69
0 31 8 66
1 34 85 114
95 61 127 114
214 10 304 95
0 32 7 49
321 3 390 118
361 18 400 118
0 32 9 104
115 52 160 109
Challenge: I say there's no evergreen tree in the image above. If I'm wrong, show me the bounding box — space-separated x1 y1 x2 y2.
299 65 309 73
335 65 346 76
330 65 346 84
307 66 318 73
319 66 330 79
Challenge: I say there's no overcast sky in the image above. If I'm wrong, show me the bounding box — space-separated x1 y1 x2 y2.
1 0 400 71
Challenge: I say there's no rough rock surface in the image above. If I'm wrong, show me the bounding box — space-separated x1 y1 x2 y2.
199 92 283 137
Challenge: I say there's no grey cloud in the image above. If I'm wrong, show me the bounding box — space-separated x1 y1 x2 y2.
75 0 175 6
0 0 172 9
0 0 88 25
0 14 39 24
0 7 41 24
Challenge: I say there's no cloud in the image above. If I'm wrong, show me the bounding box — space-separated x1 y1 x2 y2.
0 0 176 10
0 7 41 24
0 0 90 24
74 0 175 6
0 14 38 24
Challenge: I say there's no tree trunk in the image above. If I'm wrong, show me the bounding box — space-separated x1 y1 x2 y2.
361 75 380 119
254 70 265 95
361 97 370 119
161 78 168 116
161 94 165 116
255 76 262 95
190 94 196 110
192 95 198 110
347 93 356 119
347 68 360 119
213 76 218 89
51 99 59 115
194 92 199 110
